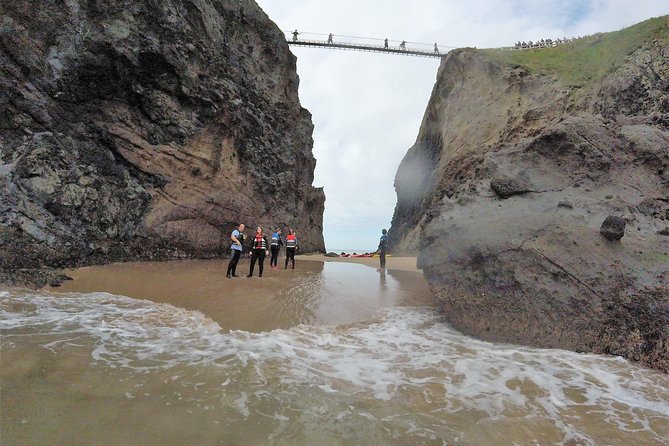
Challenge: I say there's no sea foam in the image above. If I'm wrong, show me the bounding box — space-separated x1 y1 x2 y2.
1 289 667 444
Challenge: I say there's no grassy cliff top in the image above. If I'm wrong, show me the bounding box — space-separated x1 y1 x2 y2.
481 16 668 87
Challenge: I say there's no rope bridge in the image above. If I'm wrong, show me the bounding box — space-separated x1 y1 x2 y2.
284 31 453 59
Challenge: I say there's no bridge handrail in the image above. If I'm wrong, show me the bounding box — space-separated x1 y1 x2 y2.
289 38 435 51
284 31 454 49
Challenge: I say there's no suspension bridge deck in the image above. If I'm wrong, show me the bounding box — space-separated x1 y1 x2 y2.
284 32 452 59
287 39 445 58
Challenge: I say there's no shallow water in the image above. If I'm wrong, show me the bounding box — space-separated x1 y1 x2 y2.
1 261 667 445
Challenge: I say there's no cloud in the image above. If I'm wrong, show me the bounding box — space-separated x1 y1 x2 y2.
256 0 669 251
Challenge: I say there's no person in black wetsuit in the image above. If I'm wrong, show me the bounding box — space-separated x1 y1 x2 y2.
284 229 298 269
378 229 389 269
247 226 269 277
226 223 245 278
269 228 283 269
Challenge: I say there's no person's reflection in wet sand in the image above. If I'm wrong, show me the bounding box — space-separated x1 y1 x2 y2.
379 269 387 289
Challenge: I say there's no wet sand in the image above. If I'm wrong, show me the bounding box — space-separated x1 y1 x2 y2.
298 254 420 272
52 258 434 333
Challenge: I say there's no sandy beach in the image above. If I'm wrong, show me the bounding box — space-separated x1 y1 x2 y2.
50 257 431 333
297 254 420 272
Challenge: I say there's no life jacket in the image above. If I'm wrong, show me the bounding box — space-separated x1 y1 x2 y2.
286 234 297 249
252 234 267 250
379 234 388 250
270 233 281 247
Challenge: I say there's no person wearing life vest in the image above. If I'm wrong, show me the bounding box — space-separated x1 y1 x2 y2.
378 229 389 269
284 229 298 269
269 227 284 269
226 223 245 278
247 226 269 277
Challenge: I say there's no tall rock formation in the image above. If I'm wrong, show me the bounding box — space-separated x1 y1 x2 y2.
390 17 669 371
0 0 325 285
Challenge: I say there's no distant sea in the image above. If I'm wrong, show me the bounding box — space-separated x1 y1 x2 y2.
326 248 377 254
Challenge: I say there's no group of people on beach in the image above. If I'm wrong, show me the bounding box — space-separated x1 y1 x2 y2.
226 224 299 278
226 225 391 277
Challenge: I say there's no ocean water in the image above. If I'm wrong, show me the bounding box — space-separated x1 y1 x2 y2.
0 263 667 445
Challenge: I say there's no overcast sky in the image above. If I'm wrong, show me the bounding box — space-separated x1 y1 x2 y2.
256 0 668 251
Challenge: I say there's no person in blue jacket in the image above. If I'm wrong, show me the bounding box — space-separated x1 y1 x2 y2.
226 223 245 278
269 228 284 269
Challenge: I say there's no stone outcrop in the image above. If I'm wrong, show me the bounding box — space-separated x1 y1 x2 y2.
390 17 669 371
0 0 325 285
600 215 626 241
490 175 532 199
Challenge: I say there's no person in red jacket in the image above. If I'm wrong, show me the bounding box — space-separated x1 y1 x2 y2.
284 229 298 269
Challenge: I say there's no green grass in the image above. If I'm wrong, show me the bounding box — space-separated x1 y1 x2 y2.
481 16 668 87
640 251 669 263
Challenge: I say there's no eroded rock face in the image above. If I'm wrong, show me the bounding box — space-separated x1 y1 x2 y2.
0 0 325 282
390 28 669 371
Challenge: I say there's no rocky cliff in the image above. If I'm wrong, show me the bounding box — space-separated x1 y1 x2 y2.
0 0 325 286
390 17 669 371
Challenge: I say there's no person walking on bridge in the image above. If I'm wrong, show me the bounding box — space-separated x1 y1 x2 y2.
399 40 406 50
327 33 334 44
434 43 439 54
292 29 300 42
384 38 389 49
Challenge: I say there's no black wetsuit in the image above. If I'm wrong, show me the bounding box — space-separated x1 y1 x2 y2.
285 248 295 269
227 250 241 277
379 234 388 269
226 232 244 277
284 235 297 269
248 235 269 277
269 233 283 267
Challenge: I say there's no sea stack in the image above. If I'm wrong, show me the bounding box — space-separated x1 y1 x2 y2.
389 17 669 371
